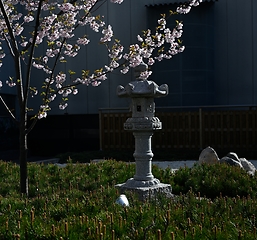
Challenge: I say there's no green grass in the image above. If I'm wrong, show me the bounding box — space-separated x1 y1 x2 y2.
0 160 256 239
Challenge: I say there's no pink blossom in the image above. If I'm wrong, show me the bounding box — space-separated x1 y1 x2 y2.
32 62 44 69
110 60 119 68
148 58 155 66
120 66 129 74
59 3 75 12
110 0 123 3
73 89 78 95
6 80 16 87
77 37 90 45
38 112 47 119
92 81 101 87
43 56 48 64
59 103 68 110
48 94 56 102
20 41 28 47
100 25 113 42
24 15 34 23
55 73 66 87
137 35 143 42
46 49 55 58
139 70 152 80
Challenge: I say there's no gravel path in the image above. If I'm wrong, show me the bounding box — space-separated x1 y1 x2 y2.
152 160 257 170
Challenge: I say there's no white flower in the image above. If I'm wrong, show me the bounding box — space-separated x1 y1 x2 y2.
43 56 48 64
148 58 155 66
77 37 90 45
59 103 68 110
33 62 44 69
139 70 152 80
110 0 123 3
137 35 143 42
59 3 75 12
92 81 101 87
48 94 56 101
110 60 119 68
24 15 34 23
120 66 129 74
38 111 47 119
6 80 16 87
100 25 113 42
21 41 28 47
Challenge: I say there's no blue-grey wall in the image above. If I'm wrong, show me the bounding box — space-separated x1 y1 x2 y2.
214 0 257 105
1 0 257 116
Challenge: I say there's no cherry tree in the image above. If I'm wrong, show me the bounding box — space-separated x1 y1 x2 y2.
0 0 201 195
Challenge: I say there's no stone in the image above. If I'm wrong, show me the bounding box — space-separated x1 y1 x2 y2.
226 152 240 162
219 156 243 168
116 194 129 207
199 147 256 175
239 158 256 175
116 182 173 201
198 146 219 164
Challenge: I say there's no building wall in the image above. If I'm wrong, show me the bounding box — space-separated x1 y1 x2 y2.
214 0 257 105
1 0 257 113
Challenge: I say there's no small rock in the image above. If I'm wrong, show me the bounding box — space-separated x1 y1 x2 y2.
219 156 243 168
199 146 219 165
239 158 256 175
226 152 240 162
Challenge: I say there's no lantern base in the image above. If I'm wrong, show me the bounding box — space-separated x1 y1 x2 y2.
116 179 173 201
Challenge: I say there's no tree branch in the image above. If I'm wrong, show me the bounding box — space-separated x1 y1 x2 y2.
0 95 18 122
24 0 44 103
2 33 15 57
0 0 24 106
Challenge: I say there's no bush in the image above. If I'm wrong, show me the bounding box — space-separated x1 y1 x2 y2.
169 163 257 199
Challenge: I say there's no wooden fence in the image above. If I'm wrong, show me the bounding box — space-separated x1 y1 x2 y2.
99 106 257 152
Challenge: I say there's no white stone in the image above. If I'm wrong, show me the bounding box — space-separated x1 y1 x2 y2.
226 152 240 162
116 194 129 207
198 146 219 164
240 158 256 175
219 156 243 168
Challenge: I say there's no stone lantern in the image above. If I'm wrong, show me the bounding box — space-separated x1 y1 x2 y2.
116 65 172 200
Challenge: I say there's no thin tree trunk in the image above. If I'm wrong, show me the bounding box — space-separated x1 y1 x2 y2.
19 109 28 196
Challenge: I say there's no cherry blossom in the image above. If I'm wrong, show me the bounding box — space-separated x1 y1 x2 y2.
100 25 113 43
139 70 152 80
59 103 68 110
77 36 90 45
110 0 124 3
6 80 16 87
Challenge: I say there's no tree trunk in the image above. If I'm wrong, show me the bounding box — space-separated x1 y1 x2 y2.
19 113 28 196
